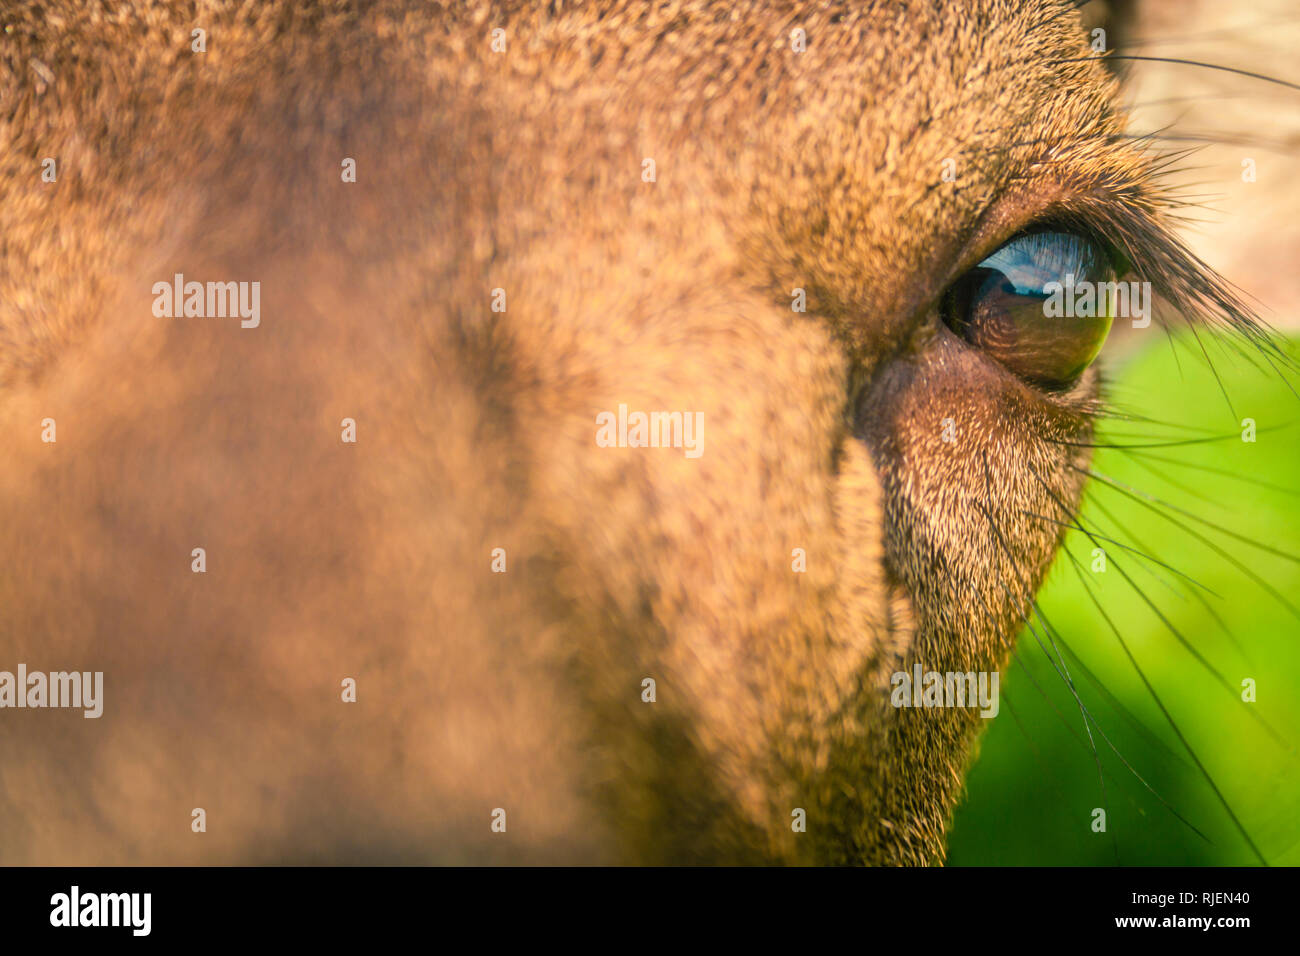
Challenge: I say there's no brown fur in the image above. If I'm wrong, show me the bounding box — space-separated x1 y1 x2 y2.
0 0 1223 863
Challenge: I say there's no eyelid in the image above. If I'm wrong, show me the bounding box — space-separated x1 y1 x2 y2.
936 169 1172 291
931 179 1087 305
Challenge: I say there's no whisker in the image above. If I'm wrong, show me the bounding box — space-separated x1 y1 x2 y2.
978 453 1217 859
1027 461 1269 864
1040 420 1293 449
1186 322 1239 418
1090 406 1225 432
1082 467 1300 567
990 534 1209 844
1121 14 1300 48
1054 55 1300 92
1058 544 1246 857
977 454 1117 859
1255 347 1300 405
1044 616 1193 771
1121 131 1300 154
1119 447 1300 499
1058 467 1296 751
1120 446 1238 509
954 561 1131 785
1022 507 1220 597
1084 490 1256 668
1128 94 1259 109
1035 484 1234 693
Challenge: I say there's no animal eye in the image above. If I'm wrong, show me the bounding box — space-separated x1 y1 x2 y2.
940 230 1119 388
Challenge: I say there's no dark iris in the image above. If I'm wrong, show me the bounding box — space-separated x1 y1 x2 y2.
941 230 1117 388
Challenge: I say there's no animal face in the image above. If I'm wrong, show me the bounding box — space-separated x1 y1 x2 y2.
0 0 1285 864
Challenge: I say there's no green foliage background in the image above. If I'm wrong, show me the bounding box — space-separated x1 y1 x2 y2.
948 334 1300 866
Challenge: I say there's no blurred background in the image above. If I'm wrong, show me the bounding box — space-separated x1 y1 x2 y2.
949 0 1300 865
